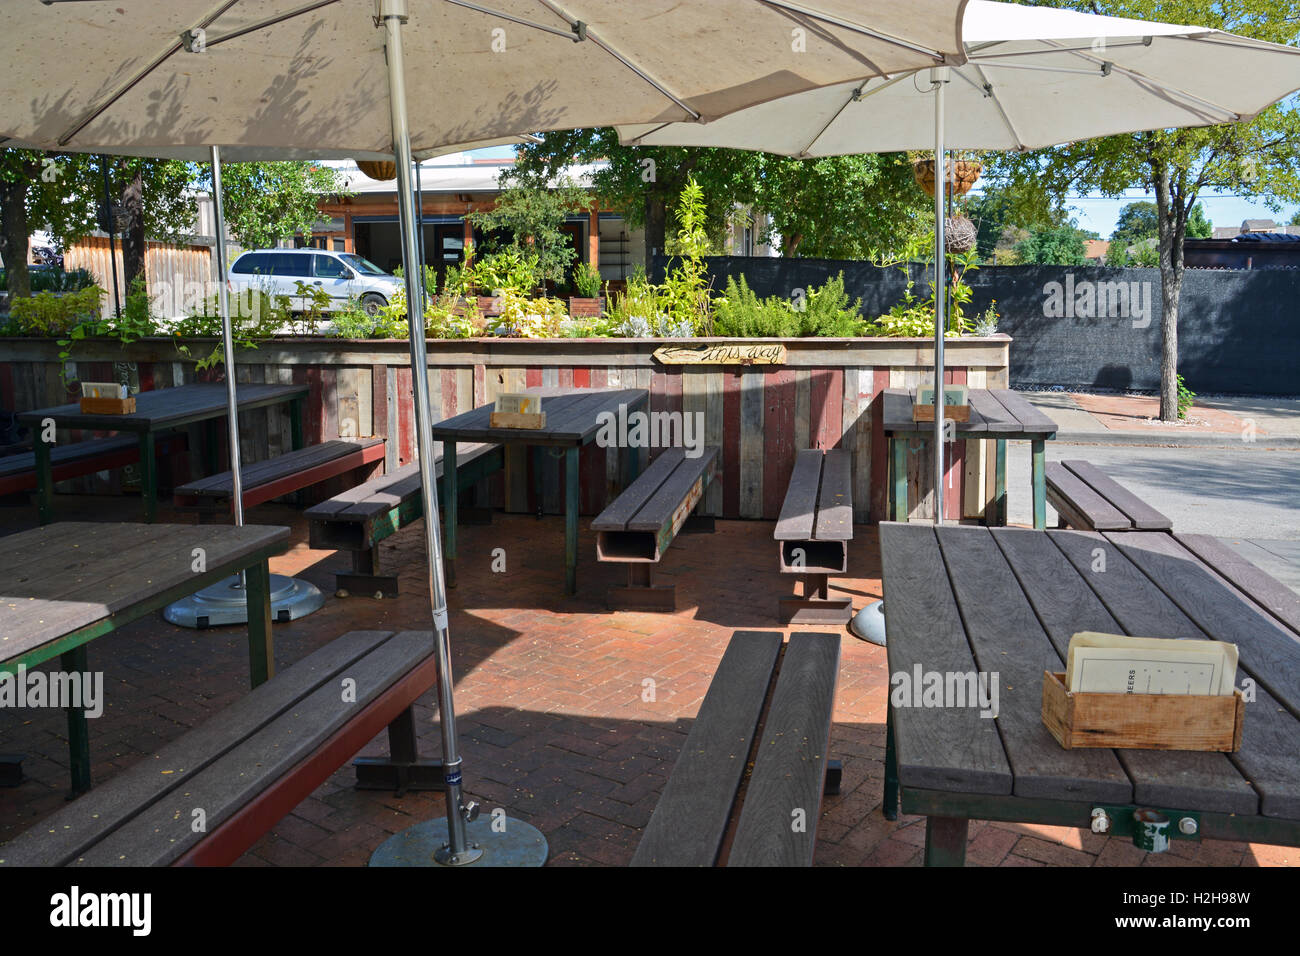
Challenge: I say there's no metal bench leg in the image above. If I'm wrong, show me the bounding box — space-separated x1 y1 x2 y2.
891 437 907 522
883 705 899 820
337 547 399 598
35 431 53 525
824 758 843 796
924 816 969 867
62 644 91 798
139 430 157 523
779 573 852 625
993 439 1007 526
607 563 676 611
1031 438 1046 530
354 704 447 793
245 559 274 688
565 445 579 595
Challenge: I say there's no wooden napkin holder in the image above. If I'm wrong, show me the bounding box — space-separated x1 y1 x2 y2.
1041 671 1244 752
912 385 970 422
489 393 545 430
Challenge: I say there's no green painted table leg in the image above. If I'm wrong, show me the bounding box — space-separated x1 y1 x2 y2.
924 816 969 867
244 559 274 688
443 440 458 588
1032 438 1046 530
289 397 304 451
883 705 900 821
891 437 908 522
62 644 91 797
34 429 53 525
565 446 580 595
994 439 1008 526
139 431 158 523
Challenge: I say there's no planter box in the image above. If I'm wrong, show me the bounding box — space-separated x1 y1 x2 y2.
568 296 604 318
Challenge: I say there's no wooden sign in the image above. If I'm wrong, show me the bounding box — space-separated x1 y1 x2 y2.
652 343 787 366
490 392 546 430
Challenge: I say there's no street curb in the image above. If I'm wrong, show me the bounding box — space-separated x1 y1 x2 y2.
1046 430 1300 449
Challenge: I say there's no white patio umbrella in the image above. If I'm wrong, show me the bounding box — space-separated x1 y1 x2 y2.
620 0 1300 524
0 0 971 865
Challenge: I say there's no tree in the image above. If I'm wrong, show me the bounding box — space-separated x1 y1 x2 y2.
469 172 591 290
0 150 105 298
1111 201 1159 246
213 162 352 251
1015 224 1092 265
1186 202 1213 239
1291 209 1300 226
965 181 1069 260
990 0 1300 421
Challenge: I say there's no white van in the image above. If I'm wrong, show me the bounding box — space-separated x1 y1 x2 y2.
229 248 402 315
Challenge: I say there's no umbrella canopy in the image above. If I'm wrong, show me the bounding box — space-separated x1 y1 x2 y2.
619 0 1300 153
0 0 970 155
0 0 972 864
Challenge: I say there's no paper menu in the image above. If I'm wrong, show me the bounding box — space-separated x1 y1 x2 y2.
1065 632 1238 696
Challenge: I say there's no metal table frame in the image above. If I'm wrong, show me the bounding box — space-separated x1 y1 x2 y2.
19 383 307 525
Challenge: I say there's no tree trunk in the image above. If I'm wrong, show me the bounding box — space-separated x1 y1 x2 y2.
121 166 146 293
1154 169 1186 422
782 232 804 257
643 194 667 272
0 177 31 299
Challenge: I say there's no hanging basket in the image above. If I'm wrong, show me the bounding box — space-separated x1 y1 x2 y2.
912 158 982 198
944 216 978 254
356 160 397 181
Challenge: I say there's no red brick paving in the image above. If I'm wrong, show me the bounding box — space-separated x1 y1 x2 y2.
0 494 1293 868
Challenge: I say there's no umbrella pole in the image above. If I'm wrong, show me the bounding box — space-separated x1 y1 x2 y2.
211 145 245 533
932 69 948 526
379 0 479 866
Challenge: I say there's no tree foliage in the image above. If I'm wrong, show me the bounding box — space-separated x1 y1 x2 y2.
214 161 352 250
470 171 591 290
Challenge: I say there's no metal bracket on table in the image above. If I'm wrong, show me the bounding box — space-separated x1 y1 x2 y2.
1091 805 1201 853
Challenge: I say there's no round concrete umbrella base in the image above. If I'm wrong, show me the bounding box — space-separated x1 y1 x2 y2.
849 600 887 646
370 817 548 867
162 574 324 628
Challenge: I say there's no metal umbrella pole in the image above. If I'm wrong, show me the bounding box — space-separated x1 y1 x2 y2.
163 148 325 630
369 0 545 868
931 67 949 527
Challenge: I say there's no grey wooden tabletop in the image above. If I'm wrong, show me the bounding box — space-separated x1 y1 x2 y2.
880 522 1300 819
882 387 1058 437
430 387 649 446
16 383 307 432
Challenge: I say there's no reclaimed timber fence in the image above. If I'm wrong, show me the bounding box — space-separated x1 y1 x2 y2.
0 336 1011 524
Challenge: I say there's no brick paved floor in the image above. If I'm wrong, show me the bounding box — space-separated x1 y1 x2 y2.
0 496 1294 867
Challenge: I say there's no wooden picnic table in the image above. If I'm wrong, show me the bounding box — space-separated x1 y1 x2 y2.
879 521 1300 866
0 521 290 795
881 388 1058 529
17 383 308 524
431 387 649 595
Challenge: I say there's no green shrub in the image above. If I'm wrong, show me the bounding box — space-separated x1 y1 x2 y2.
9 286 105 335
572 261 602 299
712 273 864 338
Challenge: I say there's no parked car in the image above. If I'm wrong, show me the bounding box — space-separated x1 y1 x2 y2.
229 248 401 315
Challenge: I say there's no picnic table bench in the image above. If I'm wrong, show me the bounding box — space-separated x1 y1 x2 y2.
1045 459 1173 531
17 383 307 524
592 447 719 611
174 437 386 518
631 630 841 866
0 432 188 497
880 521 1300 866
0 629 443 866
0 521 289 796
774 448 853 624
882 387 1058 528
306 442 503 597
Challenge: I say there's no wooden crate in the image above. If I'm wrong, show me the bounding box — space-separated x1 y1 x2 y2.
1041 671 1244 752
78 396 136 415
911 403 970 423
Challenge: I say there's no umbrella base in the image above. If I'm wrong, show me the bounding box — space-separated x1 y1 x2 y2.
849 600 888 646
162 574 325 628
369 817 548 868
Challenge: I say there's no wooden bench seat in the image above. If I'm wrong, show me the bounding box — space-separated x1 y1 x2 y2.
592 446 719 611
1046 459 1172 532
306 442 503 597
174 437 386 515
775 448 854 624
632 631 841 867
0 629 443 867
0 432 187 496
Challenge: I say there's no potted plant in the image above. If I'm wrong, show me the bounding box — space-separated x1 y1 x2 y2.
568 261 604 318
910 150 983 198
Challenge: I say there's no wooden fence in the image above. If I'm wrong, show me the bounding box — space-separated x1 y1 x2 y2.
0 336 1011 524
62 237 212 317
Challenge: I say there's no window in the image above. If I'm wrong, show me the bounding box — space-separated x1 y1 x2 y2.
268 252 311 275
338 253 388 276
231 253 263 275
313 254 352 279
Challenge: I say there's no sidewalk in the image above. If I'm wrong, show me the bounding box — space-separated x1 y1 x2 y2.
1023 391 1300 448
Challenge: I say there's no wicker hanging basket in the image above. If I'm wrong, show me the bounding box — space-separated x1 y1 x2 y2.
912 158 982 198
355 160 397 181
944 216 978 254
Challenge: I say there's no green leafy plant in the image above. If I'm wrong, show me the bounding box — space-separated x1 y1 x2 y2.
173 286 292 370
1177 374 1196 420
711 273 863 338
971 300 1000 337
571 261 603 299
468 247 539 296
10 285 105 336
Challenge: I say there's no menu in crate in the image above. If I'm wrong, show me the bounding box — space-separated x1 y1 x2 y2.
489 393 545 429
1065 632 1238 696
